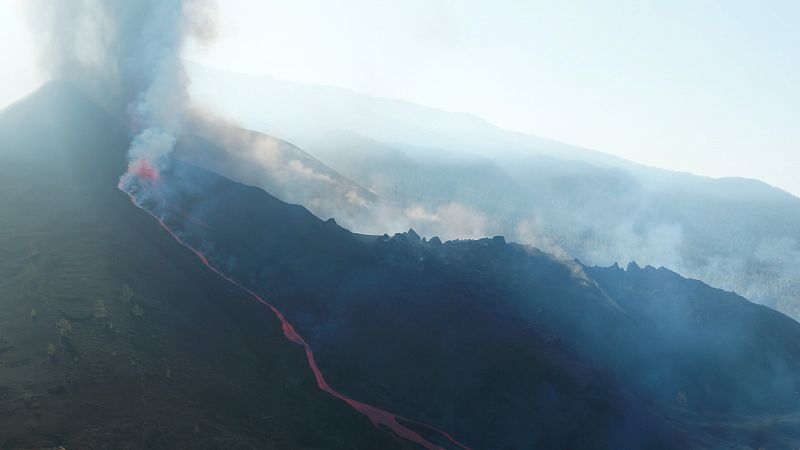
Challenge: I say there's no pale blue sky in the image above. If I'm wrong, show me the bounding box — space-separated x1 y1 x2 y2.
2 0 798 195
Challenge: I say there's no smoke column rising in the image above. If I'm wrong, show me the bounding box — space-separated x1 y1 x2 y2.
27 0 215 184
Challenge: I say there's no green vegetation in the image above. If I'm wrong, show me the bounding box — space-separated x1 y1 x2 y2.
131 303 143 317
93 297 108 319
56 319 71 337
120 283 133 304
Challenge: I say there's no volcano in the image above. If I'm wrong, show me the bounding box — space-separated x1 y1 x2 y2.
0 82 402 449
127 92 800 446
129 155 800 449
2 82 800 449
127 159 160 182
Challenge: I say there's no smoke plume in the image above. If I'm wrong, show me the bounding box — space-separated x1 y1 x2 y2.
27 0 215 182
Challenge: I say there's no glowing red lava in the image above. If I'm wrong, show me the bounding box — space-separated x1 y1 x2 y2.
121 187 472 450
127 159 159 182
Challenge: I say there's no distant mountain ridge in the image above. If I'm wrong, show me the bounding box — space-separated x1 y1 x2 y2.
188 64 800 319
187 63 795 201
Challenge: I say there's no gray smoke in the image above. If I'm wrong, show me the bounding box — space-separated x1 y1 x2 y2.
27 0 216 173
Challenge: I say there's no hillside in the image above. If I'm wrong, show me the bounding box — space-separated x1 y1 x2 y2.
129 130 800 446
188 64 800 319
0 81 401 449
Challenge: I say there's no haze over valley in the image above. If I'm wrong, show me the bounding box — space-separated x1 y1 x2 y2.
188 64 800 320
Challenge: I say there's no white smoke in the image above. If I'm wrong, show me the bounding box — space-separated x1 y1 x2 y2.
27 0 216 178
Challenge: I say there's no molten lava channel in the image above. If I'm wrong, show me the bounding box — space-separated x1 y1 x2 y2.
127 159 160 182
120 176 472 450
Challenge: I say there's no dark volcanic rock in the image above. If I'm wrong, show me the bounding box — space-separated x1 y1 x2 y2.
142 157 800 447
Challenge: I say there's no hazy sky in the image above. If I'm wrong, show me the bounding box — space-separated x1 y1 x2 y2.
2 0 798 195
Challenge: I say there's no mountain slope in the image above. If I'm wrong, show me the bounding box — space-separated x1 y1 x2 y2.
127 140 800 447
171 118 409 236
0 81 401 449
8 81 800 449
130 160 683 450
188 65 800 319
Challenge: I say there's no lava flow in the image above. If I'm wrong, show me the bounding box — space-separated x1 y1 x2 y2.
127 158 160 182
120 182 472 450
